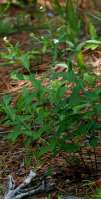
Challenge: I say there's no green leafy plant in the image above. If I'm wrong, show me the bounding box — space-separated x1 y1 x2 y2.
0 19 16 35
0 38 42 71
1 69 101 166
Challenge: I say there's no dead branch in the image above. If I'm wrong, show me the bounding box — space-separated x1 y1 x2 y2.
4 170 54 199
4 170 36 199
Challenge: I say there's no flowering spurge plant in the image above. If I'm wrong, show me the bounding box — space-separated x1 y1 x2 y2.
1 70 101 166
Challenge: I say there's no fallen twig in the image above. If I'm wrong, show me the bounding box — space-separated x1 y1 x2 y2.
4 170 36 199
4 170 54 199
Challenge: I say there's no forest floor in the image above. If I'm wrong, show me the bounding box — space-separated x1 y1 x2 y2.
0 2 101 199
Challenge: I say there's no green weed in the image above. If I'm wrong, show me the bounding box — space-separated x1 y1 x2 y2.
1 70 101 162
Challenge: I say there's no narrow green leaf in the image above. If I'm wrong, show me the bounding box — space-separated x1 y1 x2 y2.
20 53 30 71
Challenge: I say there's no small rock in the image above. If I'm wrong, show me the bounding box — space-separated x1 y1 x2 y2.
65 179 70 183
